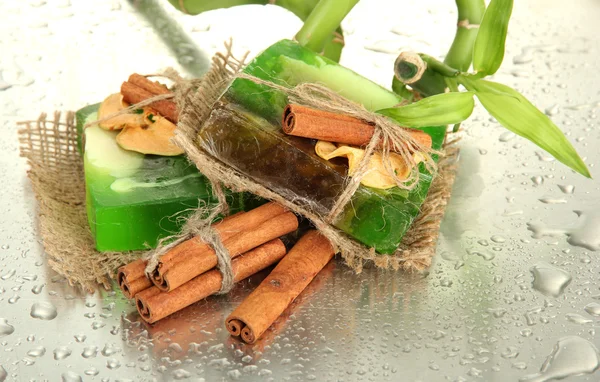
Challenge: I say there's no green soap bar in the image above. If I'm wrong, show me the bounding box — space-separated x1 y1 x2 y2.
198 39 445 254
77 105 246 252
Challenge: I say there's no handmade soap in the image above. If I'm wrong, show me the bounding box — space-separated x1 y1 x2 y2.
198 39 445 254
77 105 246 252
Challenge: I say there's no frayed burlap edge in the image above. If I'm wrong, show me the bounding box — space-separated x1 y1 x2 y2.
168 47 459 274
18 112 141 292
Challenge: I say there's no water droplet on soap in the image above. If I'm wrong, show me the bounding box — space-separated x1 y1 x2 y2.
530 262 572 297
520 336 600 382
31 284 44 294
8 295 20 304
27 346 46 357
84 367 99 376
82 346 98 358
53 346 72 360
0 319 15 337
30 302 57 320
61 371 82 382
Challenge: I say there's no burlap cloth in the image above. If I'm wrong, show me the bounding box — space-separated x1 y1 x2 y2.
18 50 458 292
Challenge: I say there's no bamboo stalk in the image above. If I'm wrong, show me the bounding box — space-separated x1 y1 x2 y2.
445 0 486 71
295 0 359 54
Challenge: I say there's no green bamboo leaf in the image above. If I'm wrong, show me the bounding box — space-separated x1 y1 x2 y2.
473 0 513 76
466 79 591 178
377 92 475 128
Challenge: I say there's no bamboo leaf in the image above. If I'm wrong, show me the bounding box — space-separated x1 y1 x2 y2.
377 92 475 128
473 0 513 76
466 79 591 178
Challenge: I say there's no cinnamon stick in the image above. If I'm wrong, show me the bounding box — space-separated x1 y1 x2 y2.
120 81 178 123
226 230 335 344
117 259 151 299
128 73 171 95
282 104 432 150
157 211 299 292
136 239 287 324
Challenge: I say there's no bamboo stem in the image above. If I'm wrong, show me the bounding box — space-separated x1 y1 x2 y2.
295 0 359 54
444 0 486 71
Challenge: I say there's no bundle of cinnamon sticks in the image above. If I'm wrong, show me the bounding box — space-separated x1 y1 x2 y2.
118 202 299 323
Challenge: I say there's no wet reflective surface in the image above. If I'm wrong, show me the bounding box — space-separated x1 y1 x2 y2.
1 0 600 380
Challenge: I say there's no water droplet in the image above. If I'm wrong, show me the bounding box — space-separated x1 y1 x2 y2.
568 210 600 251
491 235 506 244
101 343 119 356
584 303 600 317
0 366 6 382
53 346 72 360
501 347 519 359
61 371 82 382
82 346 98 358
8 295 20 304
558 185 575 194
544 104 560 116
27 346 46 357
84 367 99 376
566 313 593 324
106 358 121 369
531 176 544 186
488 308 507 318
30 302 57 320
31 284 44 294
469 250 495 261
92 321 105 330
530 262 572 297
74 334 86 343
535 151 555 162
0 319 15 337
520 336 600 382
1 269 15 280
499 131 516 142
172 369 191 379
539 197 567 204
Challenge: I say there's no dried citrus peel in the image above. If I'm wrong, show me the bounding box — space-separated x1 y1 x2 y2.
315 141 421 189
116 112 183 156
96 93 183 156
97 93 145 131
